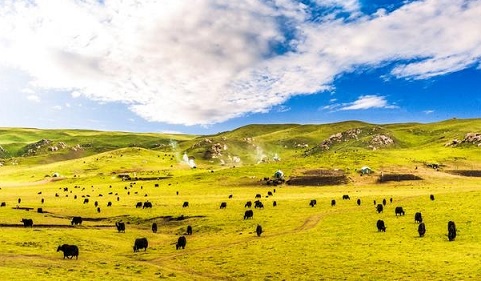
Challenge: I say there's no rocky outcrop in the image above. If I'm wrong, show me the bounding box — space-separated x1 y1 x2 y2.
368 134 394 150
445 133 481 147
317 128 362 150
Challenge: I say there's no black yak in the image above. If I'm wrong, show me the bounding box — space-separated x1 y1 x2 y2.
152 223 158 233
71 217 82 226
395 207 405 216
377 220 386 232
418 222 426 237
116 221 125 233
448 221 456 241
342 195 350 200
357 199 361 206
331 199 336 207
133 238 148 252
256 224 263 237
21 218 33 227
244 210 254 219
376 204 383 213
245 201 252 208
176 236 187 250
219 202 227 209
57 244 79 259
309 199 317 207
414 212 423 223
182 201 189 208
143 201 152 208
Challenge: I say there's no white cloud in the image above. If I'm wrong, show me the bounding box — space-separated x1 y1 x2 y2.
0 0 479 126
52 105 62 110
339 95 397 110
423 110 435 114
71 91 82 98
26 95 40 102
323 95 398 111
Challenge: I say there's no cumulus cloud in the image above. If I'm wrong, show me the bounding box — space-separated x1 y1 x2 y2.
0 0 480 126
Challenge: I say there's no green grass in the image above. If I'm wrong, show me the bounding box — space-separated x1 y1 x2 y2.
1 119 481 280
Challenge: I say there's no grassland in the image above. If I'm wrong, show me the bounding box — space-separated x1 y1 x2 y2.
1 119 481 280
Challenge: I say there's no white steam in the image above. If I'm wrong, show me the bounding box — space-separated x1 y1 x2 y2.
183 153 196 168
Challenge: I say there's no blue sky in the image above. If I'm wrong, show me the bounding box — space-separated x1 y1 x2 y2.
0 0 480 135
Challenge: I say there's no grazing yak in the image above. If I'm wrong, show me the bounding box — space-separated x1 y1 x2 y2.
57 244 79 259
255 194 262 199
116 221 126 233
342 195 350 200
448 221 456 241
309 199 317 207
182 201 189 208
0 202 5 207
71 217 82 226
418 222 426 237
186 225 193 235
254 200 264 209
219 202 227 209
133 238 148 252
83 198 89 204
21 218 33 227
244 210 254 220
107 201 112 207
395 207 405 216
176 236 187 250
94 201 98 207
228 194 233 199
267 191 273 196
377 220 386 232
135 202 142 208
357 199 361 206
414 212 423 223
376 204 384 213
430 194 435 201
273 201 277 207
152 223 158 233
256 225 263 237
382 198 387 206
143 201 152 209
373 200 376 205
331 199 336 207
245 201 252 208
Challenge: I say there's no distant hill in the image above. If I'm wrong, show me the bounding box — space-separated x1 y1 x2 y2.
1 118 481 170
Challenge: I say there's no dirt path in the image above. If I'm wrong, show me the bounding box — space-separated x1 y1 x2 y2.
144 195 422 279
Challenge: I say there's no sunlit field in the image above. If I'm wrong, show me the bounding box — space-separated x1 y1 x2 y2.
1 161 481 280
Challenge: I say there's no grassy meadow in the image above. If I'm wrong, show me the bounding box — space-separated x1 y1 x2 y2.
1 120 481 280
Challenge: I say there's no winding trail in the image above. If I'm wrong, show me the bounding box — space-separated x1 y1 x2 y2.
143 195 421 279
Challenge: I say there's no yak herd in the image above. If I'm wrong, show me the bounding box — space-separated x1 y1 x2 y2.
6 180 459 261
